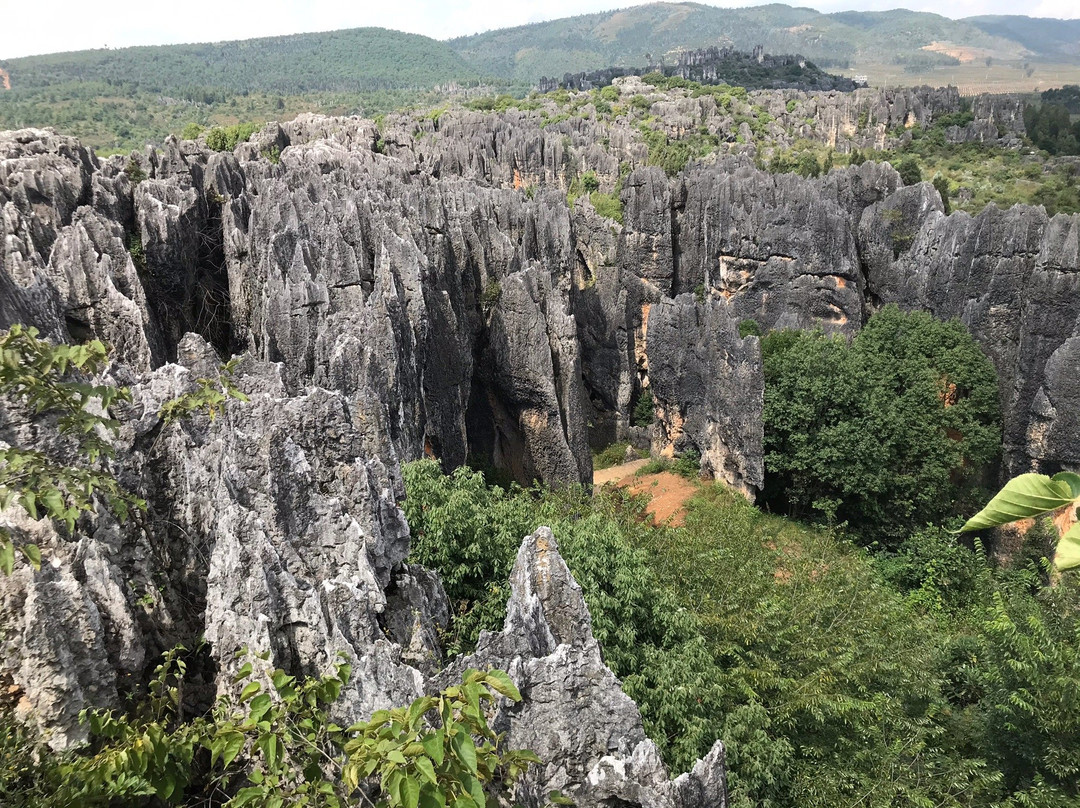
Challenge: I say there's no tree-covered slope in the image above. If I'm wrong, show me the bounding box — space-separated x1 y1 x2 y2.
966 15 1080 61
448 1 1032 82
0 27 478 95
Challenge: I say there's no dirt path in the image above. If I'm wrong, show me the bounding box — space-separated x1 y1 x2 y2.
0 69 10 91
593 459 698 527
592 458 649 486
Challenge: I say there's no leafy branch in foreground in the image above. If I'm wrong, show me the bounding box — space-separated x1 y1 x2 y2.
0 325 144 573
37 646 544 808
957 471 1080 570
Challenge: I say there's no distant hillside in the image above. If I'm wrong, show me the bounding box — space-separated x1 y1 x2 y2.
0 28 477 95
447 2 1038 83
966 16 1080 61
3 2 1080 152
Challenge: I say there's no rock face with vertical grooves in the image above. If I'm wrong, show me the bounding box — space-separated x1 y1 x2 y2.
647 295 765 497
859 190 1080 476
443 527 728 808
0 87 1077 802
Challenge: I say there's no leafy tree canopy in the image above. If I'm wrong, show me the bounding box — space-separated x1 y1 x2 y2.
761 305 1001 543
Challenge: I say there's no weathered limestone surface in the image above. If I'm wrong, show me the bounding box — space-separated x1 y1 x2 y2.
859 189 1080 476
0 87 1075 802
445 528 728 808
647 295 764 497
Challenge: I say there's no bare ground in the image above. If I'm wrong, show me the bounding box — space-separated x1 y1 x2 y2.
593 459 698 527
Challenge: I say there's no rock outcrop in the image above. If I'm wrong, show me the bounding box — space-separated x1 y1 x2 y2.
1 81 1078 801
647 296 765 497
446 527 728 808
859 190 1080 476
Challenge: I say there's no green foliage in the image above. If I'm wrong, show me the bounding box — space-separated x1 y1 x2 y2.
127 232 147 272
123 157 146 184
892 137 1080 217
638 123 720 176
405 462 1060 806
205 122 260 152
1042 84 1080 113
2 28 477 98
480 280 501 313
737 318 762 339
933 173 953 214
635 457 671 476
671 448 701 479
794 151 821 178
957 471 1080 571
761 305 1001 544
979 575 1080 799
402 461 714 769
0 325 144 573
896 155 923 185
260 145 281 164
567 171 618 219
656 486 998 808
158 357 250 425
631 387 654 427
593 442 639 470
598 85 619 103
5 643 539 808
180 122 203 141
1024 102 1080 156
587 191 623 224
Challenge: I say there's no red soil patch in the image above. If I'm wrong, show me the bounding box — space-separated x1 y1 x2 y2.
0 69 10 91
594 461 698 527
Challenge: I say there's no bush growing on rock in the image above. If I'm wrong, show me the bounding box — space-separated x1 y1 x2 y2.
205 122 260 152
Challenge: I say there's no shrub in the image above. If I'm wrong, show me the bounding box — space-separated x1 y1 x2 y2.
933 174 952 214
632 388 654 427
123 157 146 184
672 448 701 479
589 191 623 224
480 279 501 312
594 442 635 470
761 305 1000 544
205 122 259 152
738 318 762 338
897 155 922 185
180 122 203 141
3 645 539 808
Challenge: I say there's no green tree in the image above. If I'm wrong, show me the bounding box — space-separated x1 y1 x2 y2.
897 155 922 185
933 174 952 214
761 305 1000 543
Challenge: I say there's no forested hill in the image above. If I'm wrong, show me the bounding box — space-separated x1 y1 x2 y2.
449 2 1075 82
0 27 478 95
966 15 1080 61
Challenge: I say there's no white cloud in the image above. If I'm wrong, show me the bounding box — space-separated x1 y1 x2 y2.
1 0 1077 60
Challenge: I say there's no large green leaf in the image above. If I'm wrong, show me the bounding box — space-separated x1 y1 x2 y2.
957 472 1080 533
1056 522 1080 571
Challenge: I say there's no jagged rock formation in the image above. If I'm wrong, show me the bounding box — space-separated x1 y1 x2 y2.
1 79 1078 801
859 188 1080 476
647 296 764 498
444 527 727 808
541 46 856 93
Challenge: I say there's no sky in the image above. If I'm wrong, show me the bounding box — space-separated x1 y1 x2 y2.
1 0 1079 59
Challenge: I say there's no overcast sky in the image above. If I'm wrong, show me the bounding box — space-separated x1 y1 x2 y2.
2 0 1078 60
